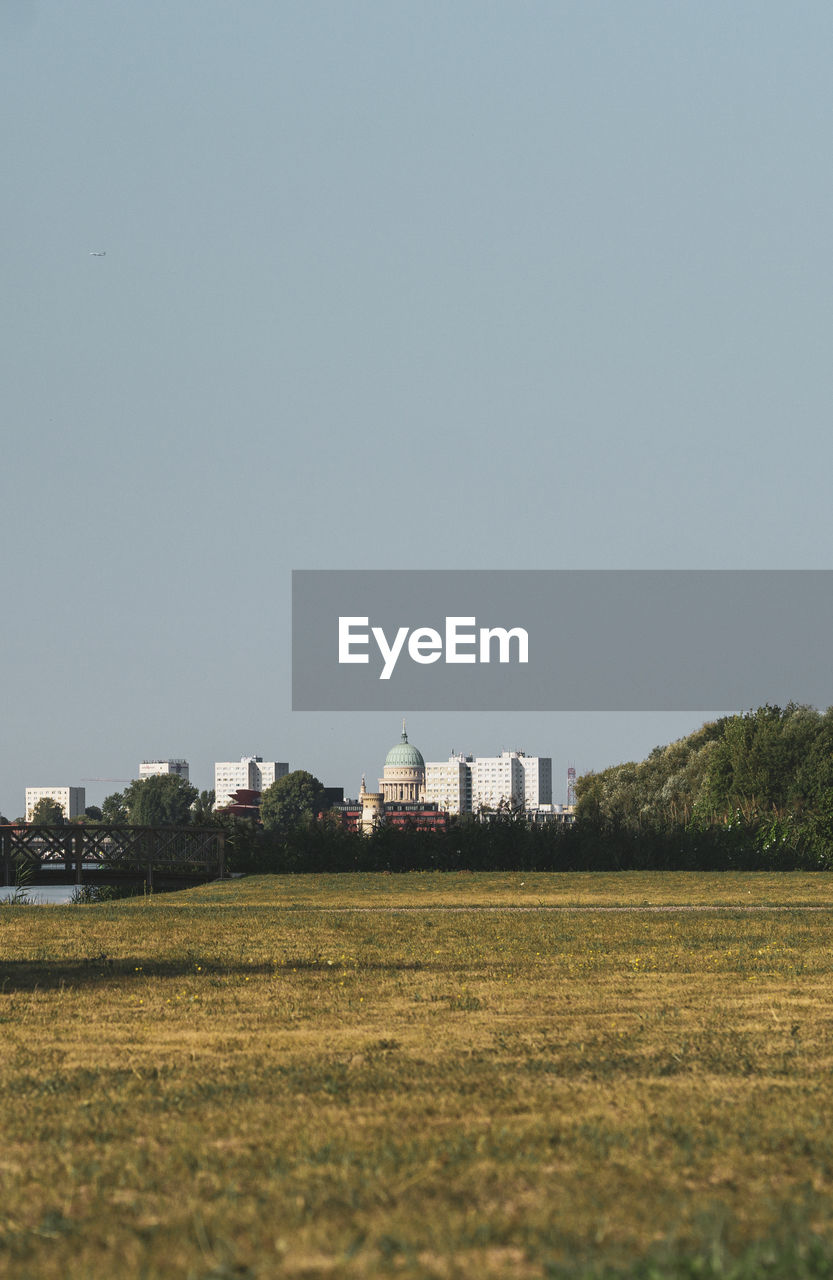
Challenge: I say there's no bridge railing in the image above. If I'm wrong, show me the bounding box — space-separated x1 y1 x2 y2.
0 825 226 888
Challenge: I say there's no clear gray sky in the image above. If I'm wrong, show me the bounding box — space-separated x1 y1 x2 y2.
3 2 832 816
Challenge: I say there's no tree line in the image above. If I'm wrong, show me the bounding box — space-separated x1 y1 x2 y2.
22 775 214 828
573 703 833 869
19 769 326 834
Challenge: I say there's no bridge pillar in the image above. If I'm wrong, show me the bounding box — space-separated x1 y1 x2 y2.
63 830 74 882
75 828 84 885
1 828 10 887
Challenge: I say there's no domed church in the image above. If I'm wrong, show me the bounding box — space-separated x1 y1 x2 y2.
352 723 446 834
379 721 425 803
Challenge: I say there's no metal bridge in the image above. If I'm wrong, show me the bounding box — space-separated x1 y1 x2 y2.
0 825 226 891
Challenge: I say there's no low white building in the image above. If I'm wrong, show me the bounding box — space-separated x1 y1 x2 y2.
527 804 576 825
213 756 288 810
25 786 85 823
139 759 190 781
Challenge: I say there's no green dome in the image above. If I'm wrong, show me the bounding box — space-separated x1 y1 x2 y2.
384 725 425 770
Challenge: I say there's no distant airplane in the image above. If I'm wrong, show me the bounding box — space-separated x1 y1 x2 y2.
89 250 106 257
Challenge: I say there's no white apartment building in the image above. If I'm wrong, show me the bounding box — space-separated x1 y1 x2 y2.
423 751 552 815
518 754 552 809
213 756 289 810
139 759 190 781
470 751 526 811
25 786 85 823
424 754 473 815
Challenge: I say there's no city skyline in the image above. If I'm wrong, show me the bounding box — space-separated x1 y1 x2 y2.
12 725 572 817
6 705 753 820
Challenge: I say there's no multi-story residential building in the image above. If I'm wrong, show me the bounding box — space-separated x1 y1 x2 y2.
213 757 288 810
423 754 472 815
518 754 552 809
423 750 552 815
25 786 85 822
139 759 190 781
470 751 527 811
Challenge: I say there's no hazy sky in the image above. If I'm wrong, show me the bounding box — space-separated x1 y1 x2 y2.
3 2 832 816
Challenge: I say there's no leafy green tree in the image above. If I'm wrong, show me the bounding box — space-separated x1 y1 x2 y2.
191 789 217 825
84 805 103 822
101 791 128 823
122 774 198 826
698 705 819 820
260 770 324 834
795 707 833 812
31 797 64 825
571 704 833 869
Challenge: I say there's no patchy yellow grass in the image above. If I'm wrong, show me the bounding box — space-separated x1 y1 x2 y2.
2 872 833 1278
181 868 833 908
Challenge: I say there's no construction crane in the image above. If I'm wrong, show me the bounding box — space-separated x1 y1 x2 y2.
81 777 132 783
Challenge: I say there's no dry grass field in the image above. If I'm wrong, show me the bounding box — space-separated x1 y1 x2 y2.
2 871 833 1278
